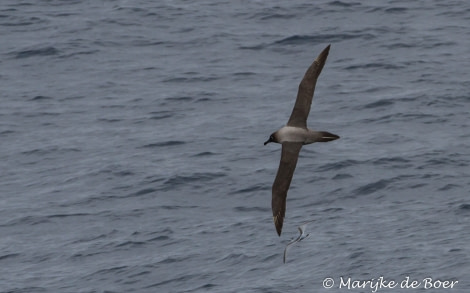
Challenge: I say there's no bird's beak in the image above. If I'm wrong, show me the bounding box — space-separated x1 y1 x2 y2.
264 139 270 145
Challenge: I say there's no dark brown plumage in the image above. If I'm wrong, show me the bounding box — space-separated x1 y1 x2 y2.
268 45 337 236
272 142 303 236
287 45 330 128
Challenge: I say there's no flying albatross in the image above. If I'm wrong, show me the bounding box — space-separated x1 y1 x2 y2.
264 45 339 236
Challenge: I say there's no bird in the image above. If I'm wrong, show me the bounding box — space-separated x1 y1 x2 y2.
264 44 339 236
283 220 315 263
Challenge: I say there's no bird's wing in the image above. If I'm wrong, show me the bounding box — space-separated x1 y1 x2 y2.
283 238 299 264
283 244 289 263
272 142 303 236
299 220 315 235
287 45 330 128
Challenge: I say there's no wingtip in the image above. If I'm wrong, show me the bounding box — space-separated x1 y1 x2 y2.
315 44 330 64
273 215 283 236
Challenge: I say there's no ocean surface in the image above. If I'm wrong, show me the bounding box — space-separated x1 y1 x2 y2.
1 1 469 292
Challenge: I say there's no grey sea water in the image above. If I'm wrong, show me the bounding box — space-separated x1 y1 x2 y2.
1 1 469 292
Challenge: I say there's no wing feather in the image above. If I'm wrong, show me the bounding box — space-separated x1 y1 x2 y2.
272 142 303 236
287 45 330 128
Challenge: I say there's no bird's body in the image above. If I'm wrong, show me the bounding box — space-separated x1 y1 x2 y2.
264 45 339 236
269 126 338 145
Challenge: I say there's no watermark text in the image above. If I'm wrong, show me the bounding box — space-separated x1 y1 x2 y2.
322 276 458 292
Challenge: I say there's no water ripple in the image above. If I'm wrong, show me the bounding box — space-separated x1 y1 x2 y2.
161 172 226 191
141 141 185 148
352 179 392 196
14 46 59 59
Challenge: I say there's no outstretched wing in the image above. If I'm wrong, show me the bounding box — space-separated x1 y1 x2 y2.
299 219 315 235
287 45 330 128
283 239 298 263
272 142 303 236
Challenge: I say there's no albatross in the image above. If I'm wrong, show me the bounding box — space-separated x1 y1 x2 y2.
264 45 339 236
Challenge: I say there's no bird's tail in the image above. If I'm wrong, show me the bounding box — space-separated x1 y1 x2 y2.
317 131 340 142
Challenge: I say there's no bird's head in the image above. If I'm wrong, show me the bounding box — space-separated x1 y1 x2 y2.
264 133 277 145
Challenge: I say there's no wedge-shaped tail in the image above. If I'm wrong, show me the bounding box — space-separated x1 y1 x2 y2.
316 131 340 142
